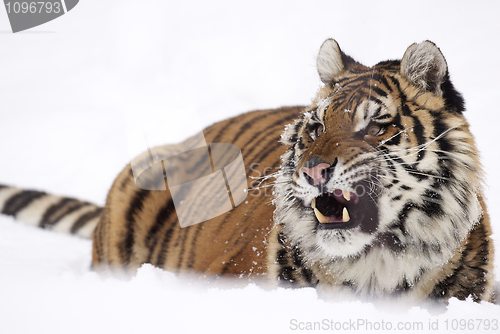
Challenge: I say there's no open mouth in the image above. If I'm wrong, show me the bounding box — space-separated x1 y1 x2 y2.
311 189 360 230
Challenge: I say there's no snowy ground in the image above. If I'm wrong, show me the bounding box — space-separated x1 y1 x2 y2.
1 1 499 333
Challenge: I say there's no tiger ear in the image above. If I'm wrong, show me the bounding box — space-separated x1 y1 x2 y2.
317 39 344 84
400 41 448 96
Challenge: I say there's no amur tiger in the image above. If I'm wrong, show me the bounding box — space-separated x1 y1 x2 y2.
0 39 495 303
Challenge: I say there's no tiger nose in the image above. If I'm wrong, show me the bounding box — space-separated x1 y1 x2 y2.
301 161 332 186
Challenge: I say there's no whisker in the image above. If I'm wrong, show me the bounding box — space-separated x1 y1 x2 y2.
375 127 414 148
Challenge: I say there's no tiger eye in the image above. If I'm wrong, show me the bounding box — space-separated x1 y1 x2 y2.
367 124 382 136
310 124 324 140
317 125 324 137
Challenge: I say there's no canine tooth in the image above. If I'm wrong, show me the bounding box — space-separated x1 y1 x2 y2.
342 190 350 201
311 198 316 209
342 207 350 222
313 207 330 224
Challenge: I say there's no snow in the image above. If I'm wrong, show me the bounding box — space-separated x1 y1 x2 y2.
1 1 499 333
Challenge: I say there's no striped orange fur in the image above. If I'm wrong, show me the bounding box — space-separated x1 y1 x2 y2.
92 106 301 277
0 39 495 302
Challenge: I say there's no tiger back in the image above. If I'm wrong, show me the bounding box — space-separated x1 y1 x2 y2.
92 106 302 277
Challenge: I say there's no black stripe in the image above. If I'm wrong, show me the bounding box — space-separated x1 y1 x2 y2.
371 86 388 98
470 223 490 265
211 115 243 144
345 90 364 121
391 195 402 201
2 190 47 216
412 191 445 219
381 150 398 179
92 221 102 264
394 278 411 293
432 115 453 152
38 198 72 228
277 230 286 245
393 77 426 162
344 158 373 175
367 95 384 106
122 189 150 264
363 100 370 120
39 198 71 227
184 149 213 175
230 108 285 143
372 106 382 119
392 113 402 130
292 247 304 267
242 112 298 160
410 114 426 161
70 207 103 234
119 168 133 190
301 267 316 286
370 72 382 81
375 60 400 70
402 104 412 116
384 131 401 146
389 155 430 182
339 74 377 87
251 141 283 170
278 266 297 286
175 225 192 272
388 75 402 92
154 217 178 268
378 75 393 94
39 198 88 228
390 202 415 236
185 224 205 269
375 232 404 252
145 199 176 263
95 211 107 263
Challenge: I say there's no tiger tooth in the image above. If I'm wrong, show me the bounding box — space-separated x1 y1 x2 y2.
311 198 316 209
342 190 350 201
314 207 330 224
342 207 350 222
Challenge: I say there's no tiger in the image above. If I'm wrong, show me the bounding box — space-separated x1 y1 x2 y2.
0 38 495 303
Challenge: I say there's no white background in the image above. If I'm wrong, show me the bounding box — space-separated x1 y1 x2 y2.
0 1 499 333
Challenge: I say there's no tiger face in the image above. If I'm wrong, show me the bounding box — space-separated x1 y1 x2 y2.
274 40 483 290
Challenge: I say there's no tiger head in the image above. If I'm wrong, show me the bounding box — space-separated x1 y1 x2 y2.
274 39 483 273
